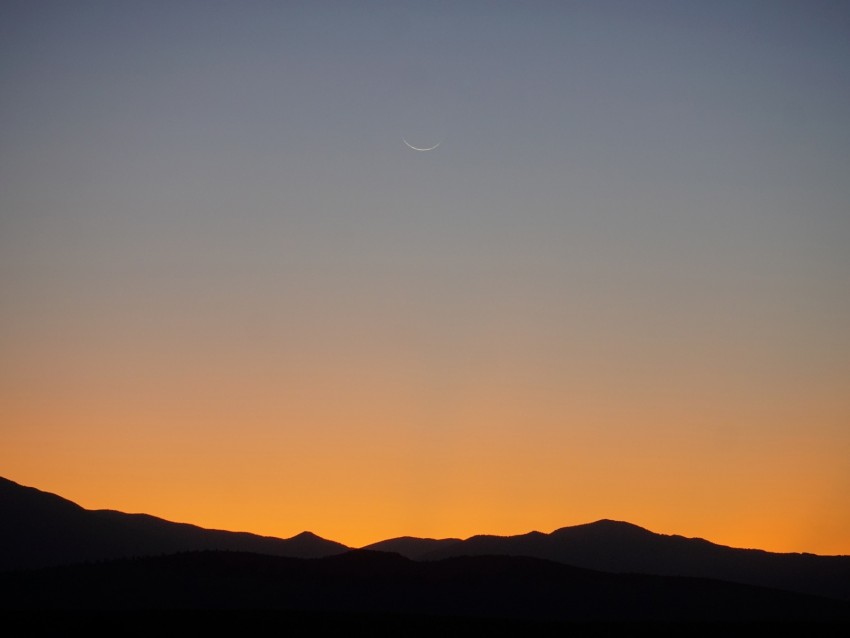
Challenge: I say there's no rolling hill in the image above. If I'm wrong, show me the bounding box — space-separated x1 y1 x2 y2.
0 476 348 571
3 474 849 608
365 519 850 601
2 549 849 623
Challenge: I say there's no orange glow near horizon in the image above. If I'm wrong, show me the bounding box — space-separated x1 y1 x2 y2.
4 324 849 555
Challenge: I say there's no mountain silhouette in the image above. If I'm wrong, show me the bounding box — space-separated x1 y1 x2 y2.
365 519 850 601
0 476 348 570
363 535 463 560
3 474 850 610
2 549 848 623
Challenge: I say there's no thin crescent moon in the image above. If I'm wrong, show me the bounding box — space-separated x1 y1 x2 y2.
402 138 441 152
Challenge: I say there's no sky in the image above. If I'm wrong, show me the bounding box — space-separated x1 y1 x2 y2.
2 1 849 555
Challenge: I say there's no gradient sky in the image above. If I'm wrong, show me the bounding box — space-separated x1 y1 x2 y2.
2 1 849 555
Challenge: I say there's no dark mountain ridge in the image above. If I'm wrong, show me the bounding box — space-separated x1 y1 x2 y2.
3 475 849 604
369 519 850 601
363 535 463 560
2 549 848 623
0 476 348 571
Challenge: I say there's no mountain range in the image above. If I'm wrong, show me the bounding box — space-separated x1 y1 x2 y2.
364 520 850 601
0 476 346 570
2 475 849 622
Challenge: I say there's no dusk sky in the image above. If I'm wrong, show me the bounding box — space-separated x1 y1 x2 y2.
2 1 849 554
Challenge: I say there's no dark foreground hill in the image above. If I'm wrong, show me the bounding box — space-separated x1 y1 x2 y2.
365 520 850 601
2 549 849 624
4 474 850 610
0 477 347 571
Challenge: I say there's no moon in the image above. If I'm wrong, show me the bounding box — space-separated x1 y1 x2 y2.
402 138 441 152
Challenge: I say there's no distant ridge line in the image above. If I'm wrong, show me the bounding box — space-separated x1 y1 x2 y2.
2 475 849 601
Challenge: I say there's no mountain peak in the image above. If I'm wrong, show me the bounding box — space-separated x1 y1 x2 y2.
590 519 651 531
551 519 654 537
288 531 330 542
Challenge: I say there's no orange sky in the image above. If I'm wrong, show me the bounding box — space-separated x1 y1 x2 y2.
3 291 849 554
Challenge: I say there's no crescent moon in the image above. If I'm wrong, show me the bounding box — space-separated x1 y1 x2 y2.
402 138 441 152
